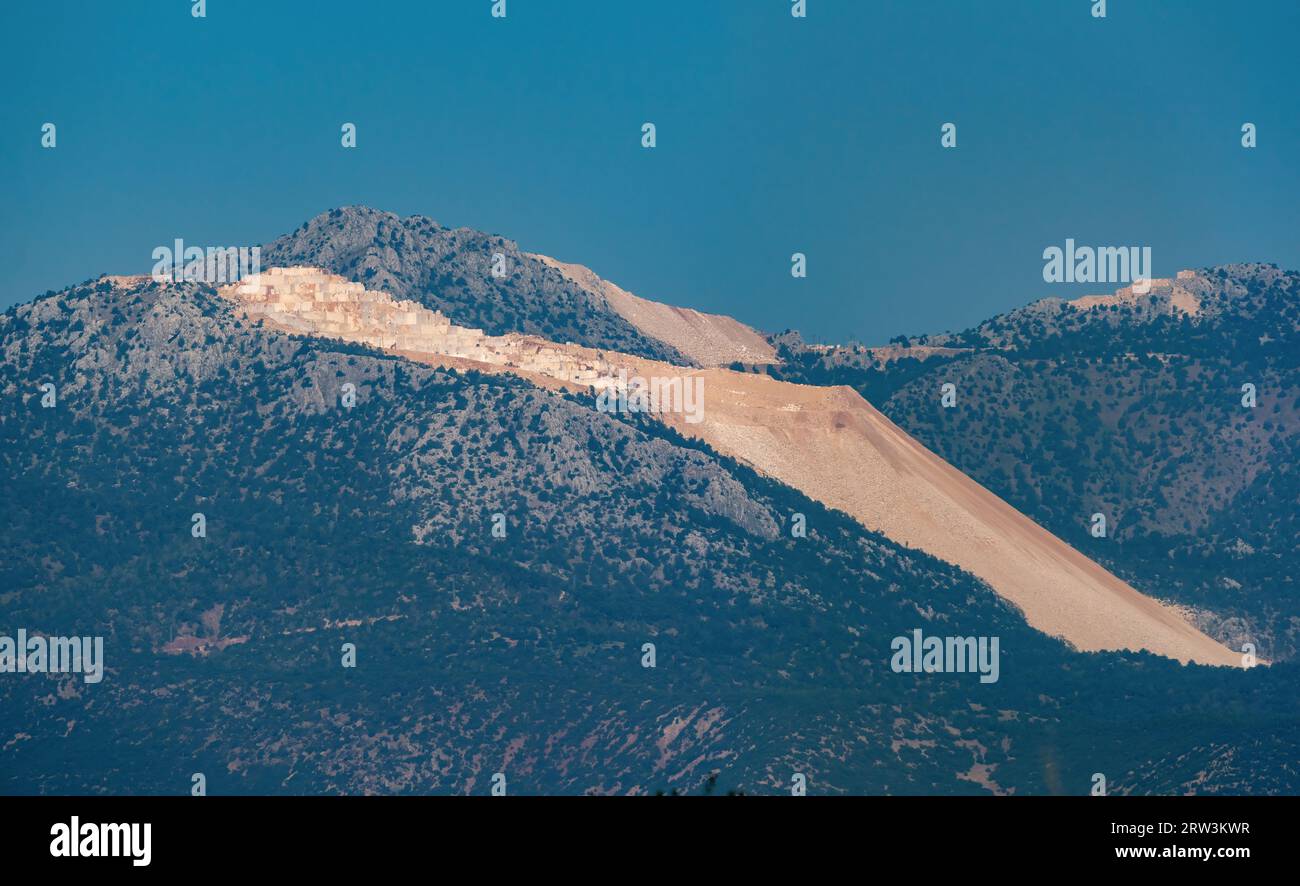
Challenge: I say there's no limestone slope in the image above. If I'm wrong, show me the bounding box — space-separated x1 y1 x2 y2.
529 253 779 367
642 369 1241 666
220 268 1241 666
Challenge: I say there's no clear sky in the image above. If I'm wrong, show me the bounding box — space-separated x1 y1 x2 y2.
2 0 1297 343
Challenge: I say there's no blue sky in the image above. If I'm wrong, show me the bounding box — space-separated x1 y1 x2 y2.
2 0 1297 343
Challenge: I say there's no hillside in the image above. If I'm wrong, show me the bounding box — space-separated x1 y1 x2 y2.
766 265 1299 660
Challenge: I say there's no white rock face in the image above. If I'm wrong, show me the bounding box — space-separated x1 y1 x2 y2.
1069 272 1202 316
222 267 619 387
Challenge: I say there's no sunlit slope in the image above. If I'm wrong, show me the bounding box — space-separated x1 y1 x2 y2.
642 366 1242 666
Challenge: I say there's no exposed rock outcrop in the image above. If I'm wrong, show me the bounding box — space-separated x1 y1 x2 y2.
224 267 620 389
1070 270 1202 316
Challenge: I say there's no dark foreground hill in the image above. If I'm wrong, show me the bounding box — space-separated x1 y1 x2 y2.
2 274 1297 794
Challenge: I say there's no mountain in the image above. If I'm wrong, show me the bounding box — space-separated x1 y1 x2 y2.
2 215 1296 795
261 207 691 365
766 266 1299 661
255 209 1242 664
